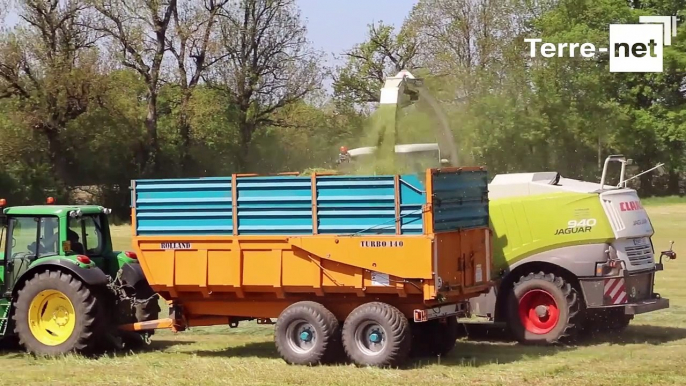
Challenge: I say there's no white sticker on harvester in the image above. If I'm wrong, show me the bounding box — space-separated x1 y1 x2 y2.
475 264 483 283
371 271 390 286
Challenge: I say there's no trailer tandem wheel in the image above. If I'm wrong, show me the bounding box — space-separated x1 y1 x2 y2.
342 302 412 367
274 301 341 366
409 316 459 358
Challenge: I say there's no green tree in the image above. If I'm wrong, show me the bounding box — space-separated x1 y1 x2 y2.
207 0 323 171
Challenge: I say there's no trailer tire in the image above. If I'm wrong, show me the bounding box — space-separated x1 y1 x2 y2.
274 301 340 366
507 271 579 345
12 270 104 356
429 316 458 356
409 316 458 357
342 302 411 367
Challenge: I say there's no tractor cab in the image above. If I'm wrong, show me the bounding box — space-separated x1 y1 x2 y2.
0 198 138 293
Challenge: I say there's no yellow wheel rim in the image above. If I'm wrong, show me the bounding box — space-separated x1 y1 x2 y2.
28 289 76 346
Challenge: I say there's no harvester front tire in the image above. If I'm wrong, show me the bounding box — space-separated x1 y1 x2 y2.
274 301 341 366
342 302 411 367
507 272 579 345
13 270 104 356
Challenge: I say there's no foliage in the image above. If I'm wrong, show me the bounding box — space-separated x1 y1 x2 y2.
1 0 686 221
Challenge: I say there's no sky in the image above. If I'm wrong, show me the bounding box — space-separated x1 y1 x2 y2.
2 0 418 89
297 0 417 66
3 0 417 63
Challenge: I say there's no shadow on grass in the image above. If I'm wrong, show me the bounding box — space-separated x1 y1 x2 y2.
190 323 686 369
460 323 686 346
195 341 280 360
191 338 566 368
105 339 195 356
0 338 193 359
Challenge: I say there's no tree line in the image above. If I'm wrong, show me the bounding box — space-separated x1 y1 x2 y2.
0 0 684 220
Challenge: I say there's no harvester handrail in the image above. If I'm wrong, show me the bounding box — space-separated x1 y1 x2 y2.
599 154 627 190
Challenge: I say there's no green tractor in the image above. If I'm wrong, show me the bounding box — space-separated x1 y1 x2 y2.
0 198 160 355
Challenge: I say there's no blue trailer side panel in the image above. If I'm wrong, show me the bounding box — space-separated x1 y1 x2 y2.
236 176 313 235
132 169 488 236
133 177 234 235
431 169 489 232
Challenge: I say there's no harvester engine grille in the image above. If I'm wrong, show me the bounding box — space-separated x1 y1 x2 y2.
624 244 654 266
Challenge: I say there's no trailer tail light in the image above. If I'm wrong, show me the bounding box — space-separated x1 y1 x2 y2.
76 255 91 264
125 251 138 259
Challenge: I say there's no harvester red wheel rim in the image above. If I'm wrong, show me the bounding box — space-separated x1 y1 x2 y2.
518 289 560 334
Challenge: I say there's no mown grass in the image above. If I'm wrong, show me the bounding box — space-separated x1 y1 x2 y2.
641 195 686 206
2 205 686 385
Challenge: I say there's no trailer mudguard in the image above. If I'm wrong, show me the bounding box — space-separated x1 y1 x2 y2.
12 258 109 295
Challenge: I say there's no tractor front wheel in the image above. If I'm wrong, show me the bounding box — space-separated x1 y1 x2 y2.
507 272 580 345
12 270 104 356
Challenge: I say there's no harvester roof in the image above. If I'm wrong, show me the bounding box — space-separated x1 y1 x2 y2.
489 172 621 200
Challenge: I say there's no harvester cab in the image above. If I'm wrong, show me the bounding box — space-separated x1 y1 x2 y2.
0 198 160 355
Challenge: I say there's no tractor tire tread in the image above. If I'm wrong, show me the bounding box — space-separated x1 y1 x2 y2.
12 270 104 356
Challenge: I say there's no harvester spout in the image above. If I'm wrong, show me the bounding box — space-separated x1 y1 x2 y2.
373 70 459 168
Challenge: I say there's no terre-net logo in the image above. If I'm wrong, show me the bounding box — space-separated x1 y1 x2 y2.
525 16 678 73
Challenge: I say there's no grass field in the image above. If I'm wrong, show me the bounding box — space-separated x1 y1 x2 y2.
2 204 686 385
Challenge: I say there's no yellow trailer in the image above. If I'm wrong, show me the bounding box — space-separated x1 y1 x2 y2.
122 167 493 367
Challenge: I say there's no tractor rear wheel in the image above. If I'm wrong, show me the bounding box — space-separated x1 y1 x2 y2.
12 270 104 356
507 271 580 345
